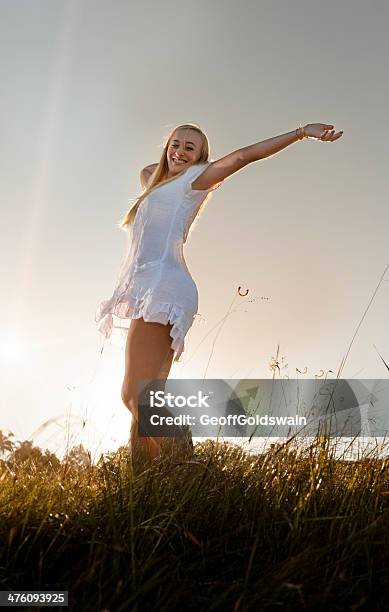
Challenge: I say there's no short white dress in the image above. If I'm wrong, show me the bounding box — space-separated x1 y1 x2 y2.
95 161 222 363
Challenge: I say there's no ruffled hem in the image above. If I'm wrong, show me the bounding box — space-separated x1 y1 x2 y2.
95 287 193 363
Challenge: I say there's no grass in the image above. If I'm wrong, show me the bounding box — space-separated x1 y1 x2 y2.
2 263 389 611
1 435 389 611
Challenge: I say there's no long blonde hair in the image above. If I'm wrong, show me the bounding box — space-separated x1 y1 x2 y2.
117 123 211 232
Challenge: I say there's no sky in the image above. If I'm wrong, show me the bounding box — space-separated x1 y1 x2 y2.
1 0 388 461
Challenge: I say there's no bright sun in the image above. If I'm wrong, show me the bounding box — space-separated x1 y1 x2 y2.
0 330 30 367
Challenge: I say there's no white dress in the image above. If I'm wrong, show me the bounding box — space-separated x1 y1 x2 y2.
95 161 222 363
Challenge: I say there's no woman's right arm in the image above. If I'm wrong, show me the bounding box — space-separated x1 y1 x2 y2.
140 163 158 188
144 163 158 173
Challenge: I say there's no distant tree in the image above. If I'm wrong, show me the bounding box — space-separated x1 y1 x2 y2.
63 443 91 471
0 430 16 456
7 440 61 472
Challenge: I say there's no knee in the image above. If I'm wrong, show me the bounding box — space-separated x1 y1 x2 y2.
121 379 136 410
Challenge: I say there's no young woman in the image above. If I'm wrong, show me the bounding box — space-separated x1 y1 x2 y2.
95 122 343 465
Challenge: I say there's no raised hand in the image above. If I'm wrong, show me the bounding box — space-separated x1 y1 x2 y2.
304 123 344 141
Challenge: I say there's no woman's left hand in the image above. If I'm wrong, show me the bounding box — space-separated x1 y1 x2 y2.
304 123 344 141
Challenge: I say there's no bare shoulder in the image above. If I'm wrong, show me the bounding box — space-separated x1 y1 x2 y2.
140 163 158 188
191 151 247 191
143 163 158 174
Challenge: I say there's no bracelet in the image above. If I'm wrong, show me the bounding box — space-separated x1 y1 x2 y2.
296 125 307 140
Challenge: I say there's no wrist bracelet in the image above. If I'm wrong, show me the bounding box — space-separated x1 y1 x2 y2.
296 125 306 140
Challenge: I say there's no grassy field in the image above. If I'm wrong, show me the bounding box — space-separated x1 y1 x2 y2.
1 435 389 611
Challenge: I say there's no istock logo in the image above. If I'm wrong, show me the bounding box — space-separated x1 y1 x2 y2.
149 390 212 408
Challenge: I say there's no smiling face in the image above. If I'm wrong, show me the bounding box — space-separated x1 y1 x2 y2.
166 128 204 177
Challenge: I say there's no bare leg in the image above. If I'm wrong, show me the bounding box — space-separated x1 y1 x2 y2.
121 317 175 467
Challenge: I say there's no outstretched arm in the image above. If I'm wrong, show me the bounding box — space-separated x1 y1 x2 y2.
240 123 343 163
192 123 344 191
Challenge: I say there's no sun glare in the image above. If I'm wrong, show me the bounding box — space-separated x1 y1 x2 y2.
0 330 30 367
